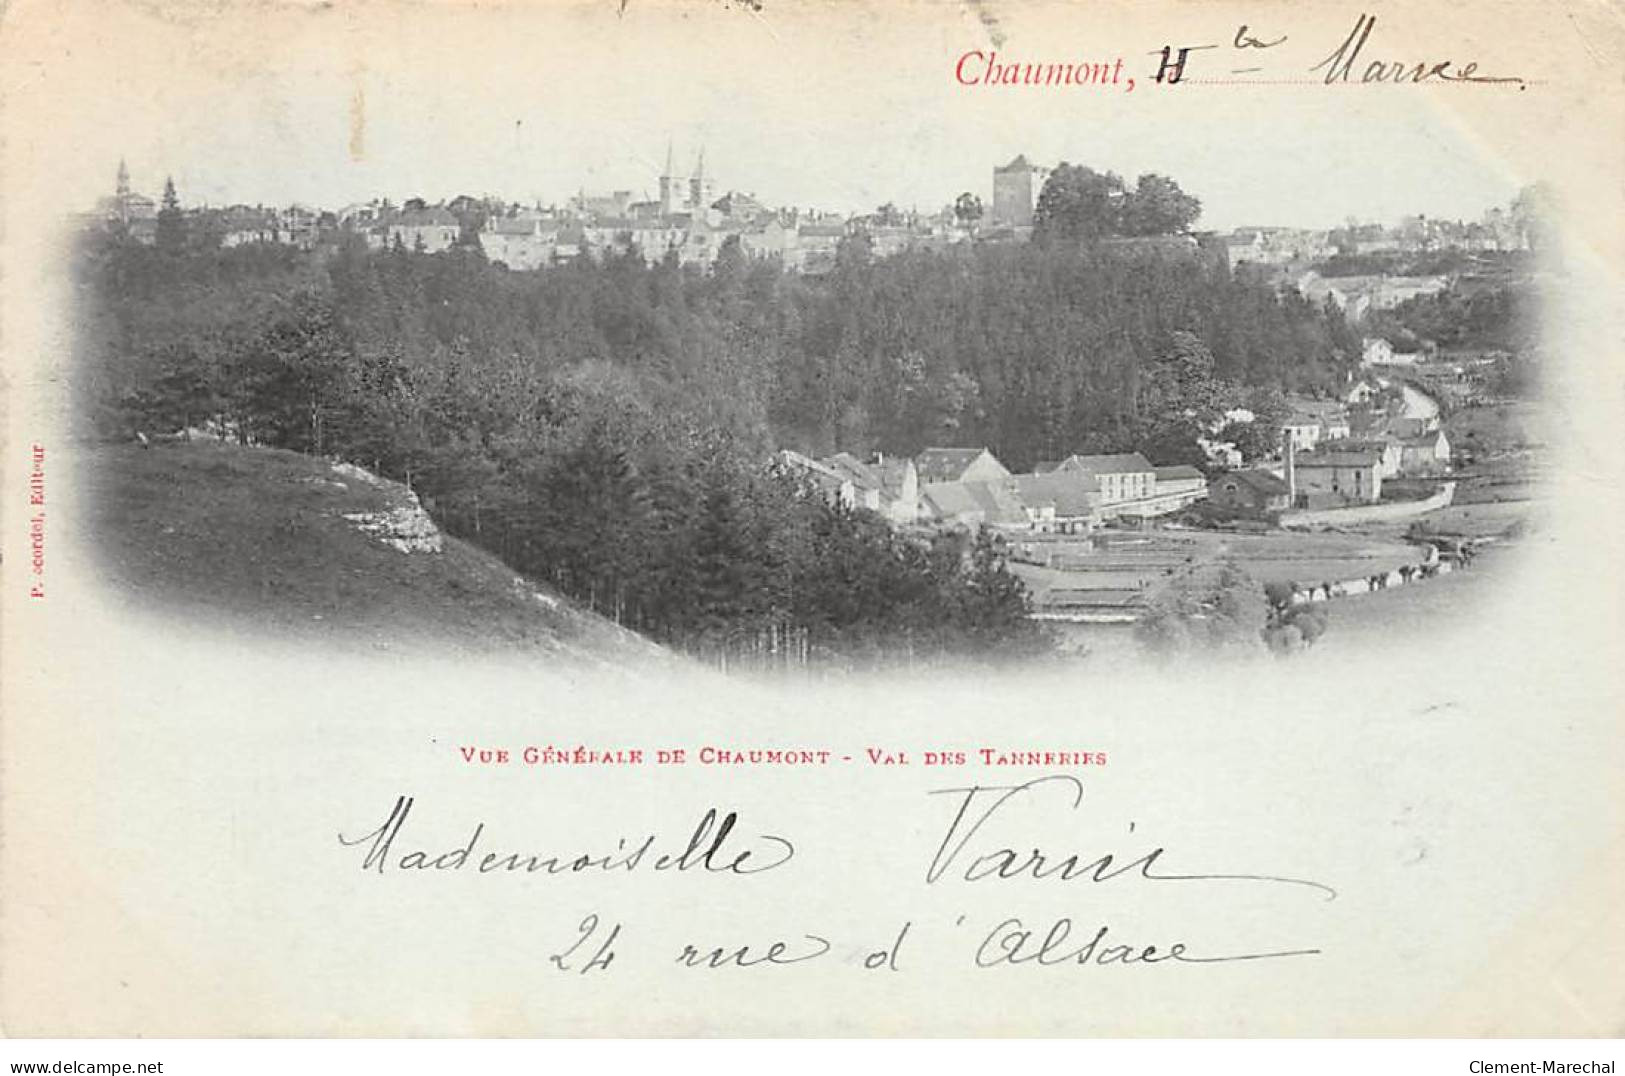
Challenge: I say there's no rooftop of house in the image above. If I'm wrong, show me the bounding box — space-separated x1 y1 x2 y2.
822 452 884 492
789 450 919 502
1153 464 1205 481
922 479 1026 525
1051 452 1155 477
1008 472 1098 517
394 207 459 227
1320 438 1394 455
1295 450 1381 468
775 449 850 488
485 217 550 236
1286 397 1350 420
916 447 999 482
1213 469 1290 496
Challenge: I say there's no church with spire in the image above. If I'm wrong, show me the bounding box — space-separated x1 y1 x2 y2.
657 143 714 217
99 158 158 226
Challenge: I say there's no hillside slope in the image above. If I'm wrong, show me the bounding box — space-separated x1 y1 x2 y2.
82 441 668 666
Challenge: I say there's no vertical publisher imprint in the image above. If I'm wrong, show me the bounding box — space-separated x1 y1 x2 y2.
27 442 45 598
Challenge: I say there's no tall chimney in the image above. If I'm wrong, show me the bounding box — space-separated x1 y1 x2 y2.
1283 426 1297 505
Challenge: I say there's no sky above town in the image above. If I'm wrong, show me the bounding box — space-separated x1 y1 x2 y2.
11 1 1545 232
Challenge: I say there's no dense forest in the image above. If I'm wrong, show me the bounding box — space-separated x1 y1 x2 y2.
73 198 1360 665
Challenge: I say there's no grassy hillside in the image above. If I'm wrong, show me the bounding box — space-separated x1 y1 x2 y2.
82 441 668 665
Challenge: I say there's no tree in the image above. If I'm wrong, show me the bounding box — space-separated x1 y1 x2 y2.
1217 386 1290 463
953 192 984 228
1511 182 1558 254
156 176 186 253
1122 173 1201 236
1136 560 1268 656
959 527 1049 659
1265 601 1328 654
1138 330 1228 434
1033 163 1127 244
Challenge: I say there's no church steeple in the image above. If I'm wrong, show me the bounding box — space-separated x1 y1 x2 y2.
689 146 712 215
658 139 678 216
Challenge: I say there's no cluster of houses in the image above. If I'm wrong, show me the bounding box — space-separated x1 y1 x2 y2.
1209 376 1452 515
1221 213 1530 270
778 347 1459 535
456 147 980 272
1294 271 1452 322
776 446 1208 535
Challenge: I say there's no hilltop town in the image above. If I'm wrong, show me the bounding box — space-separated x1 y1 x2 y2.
88 151 1537 275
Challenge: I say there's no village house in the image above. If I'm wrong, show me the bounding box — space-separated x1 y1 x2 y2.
1321 438 1404 479
1007 471 1100 533
1299 274 1449 323
1281 399 1353 452
821 452 921 525
920 478 1029 530
711 190 769 224
572 190 635 218
1150 465 1208 511
740 218 793 261
1364 335 1427 367
1344 374 1388 405
1281 415 1322 453
1399 429 1452 475
381 207 460 253
1354 413 1437 441
677 215 720 267
1037 453 1155 508
774 450 857 509
337 201 384 227
479 214 559 270
553 223 587 261
915 447 1010 486
217 206 279 247
1219 227 1305 268
1290 449 1384 507
773 449 923 525
278 205 320 249
915 463 1102 534
789 222 847 274
1207 469 1291 515
1362 338 1395 366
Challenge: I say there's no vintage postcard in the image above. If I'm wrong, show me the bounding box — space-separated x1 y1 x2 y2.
1 0 1622 1040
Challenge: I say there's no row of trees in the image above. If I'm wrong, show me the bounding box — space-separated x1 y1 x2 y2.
76 237 1058 666
1033 166 1203 243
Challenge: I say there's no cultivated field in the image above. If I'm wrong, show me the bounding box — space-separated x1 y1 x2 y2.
1011 527 1428 603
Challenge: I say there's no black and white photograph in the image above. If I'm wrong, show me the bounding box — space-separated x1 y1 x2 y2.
66 49 1549 672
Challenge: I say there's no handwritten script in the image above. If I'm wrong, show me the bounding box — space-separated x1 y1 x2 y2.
1155 13 1527 89
337 775 1334 974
